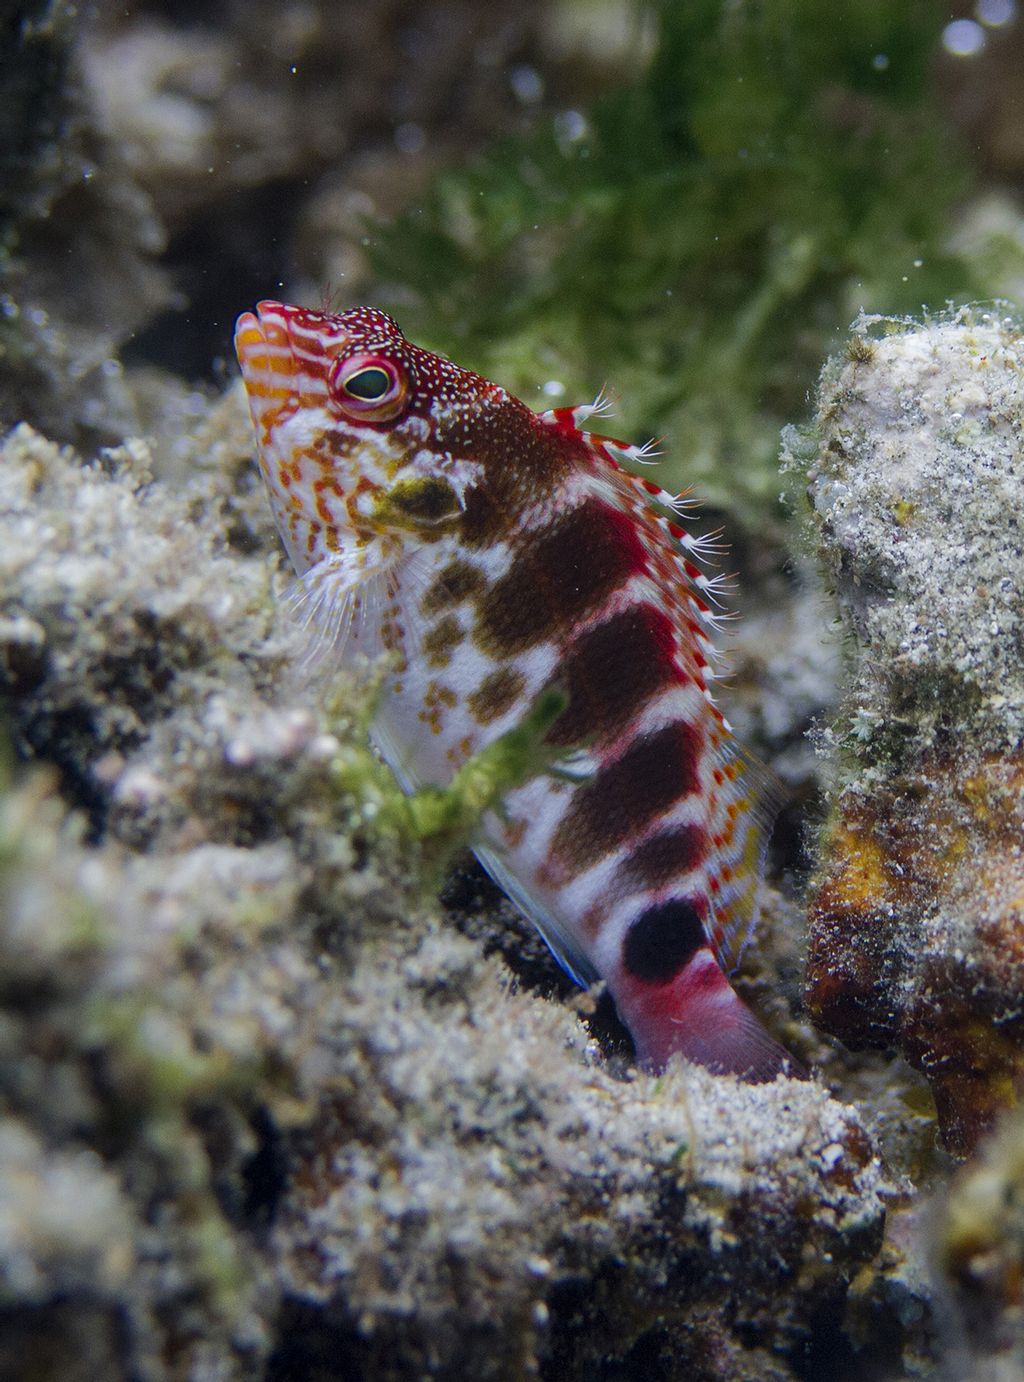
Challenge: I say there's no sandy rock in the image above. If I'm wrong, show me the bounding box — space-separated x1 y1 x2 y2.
796 310 1024 1155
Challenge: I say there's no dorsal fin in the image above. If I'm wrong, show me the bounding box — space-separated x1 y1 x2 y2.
537 404 731 684
537 402 782 974
702 736 783 973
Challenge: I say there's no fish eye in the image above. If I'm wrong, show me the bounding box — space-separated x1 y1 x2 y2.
329 352 409 420
343 366 392 400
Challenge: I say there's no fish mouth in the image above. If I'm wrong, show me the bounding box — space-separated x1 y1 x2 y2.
233 311 264 377
234 300 358 398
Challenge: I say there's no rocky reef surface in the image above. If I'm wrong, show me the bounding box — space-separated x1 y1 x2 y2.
0 422 887 1380
797 311 1024 1159
7 300 1024 1382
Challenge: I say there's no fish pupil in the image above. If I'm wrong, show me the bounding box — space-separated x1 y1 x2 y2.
344 366 392 400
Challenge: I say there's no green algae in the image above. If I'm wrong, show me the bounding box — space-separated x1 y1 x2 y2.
367 0 986 528
386 687 568 846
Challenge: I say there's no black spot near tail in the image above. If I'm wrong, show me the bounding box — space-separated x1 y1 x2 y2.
622 897 707 984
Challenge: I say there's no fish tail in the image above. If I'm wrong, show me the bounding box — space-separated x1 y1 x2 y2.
611 948 803 1082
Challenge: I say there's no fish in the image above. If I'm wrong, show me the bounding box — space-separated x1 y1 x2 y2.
234 300 799 1080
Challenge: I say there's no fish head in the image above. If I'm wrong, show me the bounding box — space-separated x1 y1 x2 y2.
234 300 546 574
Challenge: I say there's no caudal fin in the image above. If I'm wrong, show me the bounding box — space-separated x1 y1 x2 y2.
611 949 806 1082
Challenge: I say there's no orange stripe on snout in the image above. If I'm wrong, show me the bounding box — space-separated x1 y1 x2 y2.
237 352 295 375
242 383 295 400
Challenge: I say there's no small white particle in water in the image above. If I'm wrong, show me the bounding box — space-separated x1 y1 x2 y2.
543 379 566 398
510 64 544 104
395 123 426 155
872 53 889 70
554 110 587 145
309 734 341 762
943 18 986 55
913 258 923 268
976 0 1015 26
225 739 255 768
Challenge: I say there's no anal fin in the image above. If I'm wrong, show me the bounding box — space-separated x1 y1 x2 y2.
473 843 598 990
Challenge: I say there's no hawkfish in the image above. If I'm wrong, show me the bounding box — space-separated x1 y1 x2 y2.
235 300 798 1080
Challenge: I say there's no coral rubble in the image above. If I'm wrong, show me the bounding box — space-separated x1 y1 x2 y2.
0 0 547 448
798 311 1024 1156
0 1 170 447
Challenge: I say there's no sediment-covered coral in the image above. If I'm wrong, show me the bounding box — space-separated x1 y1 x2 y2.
0 1 170 446
0 422 889 1379
796 310 1024 1155
82 0 546 229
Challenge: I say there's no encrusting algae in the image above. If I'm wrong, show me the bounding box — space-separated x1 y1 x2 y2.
936 1101 1024 1370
